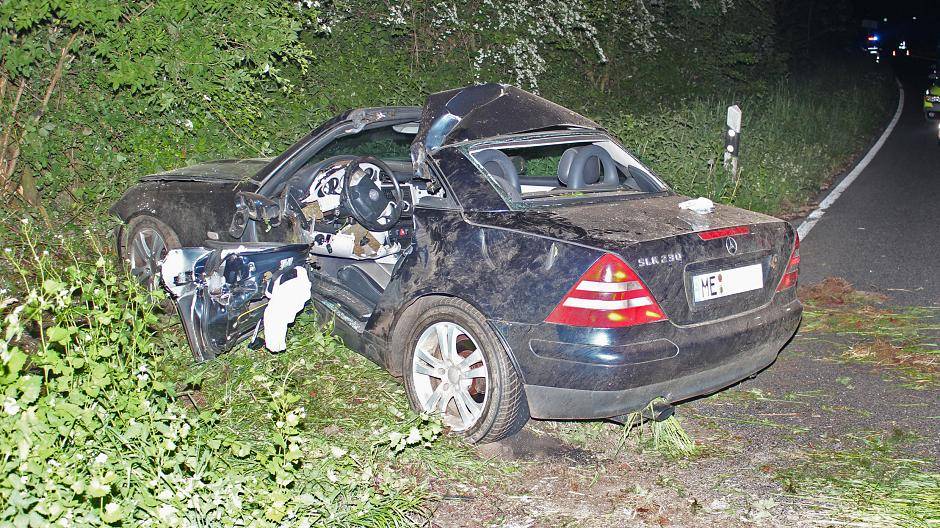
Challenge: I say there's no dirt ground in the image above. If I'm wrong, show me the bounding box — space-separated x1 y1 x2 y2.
428 280 939 527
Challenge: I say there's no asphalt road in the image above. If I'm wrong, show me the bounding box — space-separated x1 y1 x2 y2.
799 63 940 307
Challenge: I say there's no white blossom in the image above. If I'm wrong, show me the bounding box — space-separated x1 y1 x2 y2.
3 397 20 416
157 504 178 524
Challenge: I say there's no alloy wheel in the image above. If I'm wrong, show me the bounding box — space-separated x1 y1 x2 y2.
128 227 168 288
411 321 489 431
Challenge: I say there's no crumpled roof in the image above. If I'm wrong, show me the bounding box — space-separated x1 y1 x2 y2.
412 83 601 153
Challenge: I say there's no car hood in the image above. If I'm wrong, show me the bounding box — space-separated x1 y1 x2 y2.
463 194 782 251
413 83 601 153
140 159 271 184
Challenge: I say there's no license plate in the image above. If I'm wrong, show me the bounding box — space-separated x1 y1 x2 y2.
692 263 763 302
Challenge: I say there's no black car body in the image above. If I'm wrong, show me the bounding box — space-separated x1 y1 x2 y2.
111 84 802 443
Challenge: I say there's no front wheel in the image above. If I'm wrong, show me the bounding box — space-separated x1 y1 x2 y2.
120 215 181 289
402 297 529 444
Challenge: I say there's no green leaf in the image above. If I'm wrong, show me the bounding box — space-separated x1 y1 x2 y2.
46 326 71 345
3 349 27 380
101 502 123 523
41 279 65 295
19 375 41 404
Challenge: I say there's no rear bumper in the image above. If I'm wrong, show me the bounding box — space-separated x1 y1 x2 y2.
491 296 802 419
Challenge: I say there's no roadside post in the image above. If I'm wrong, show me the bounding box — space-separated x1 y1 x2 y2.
724 104 741 180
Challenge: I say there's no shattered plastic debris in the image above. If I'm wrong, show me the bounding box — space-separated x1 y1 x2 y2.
262 267 312 352
677 197 715 214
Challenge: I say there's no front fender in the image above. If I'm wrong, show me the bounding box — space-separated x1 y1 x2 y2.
110 180 254 246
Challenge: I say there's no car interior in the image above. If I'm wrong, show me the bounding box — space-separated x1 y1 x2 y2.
237 127 663 329
469 138 664 201
264 121 446 327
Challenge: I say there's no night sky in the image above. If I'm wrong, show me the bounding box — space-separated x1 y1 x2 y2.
851 0 935 19
850 0 938 51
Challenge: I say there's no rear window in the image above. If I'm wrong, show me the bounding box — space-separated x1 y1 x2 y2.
468 137 666 204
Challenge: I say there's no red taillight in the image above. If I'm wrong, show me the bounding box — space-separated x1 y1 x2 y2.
776 233 800 291
698 226 750 240
545 254 667 328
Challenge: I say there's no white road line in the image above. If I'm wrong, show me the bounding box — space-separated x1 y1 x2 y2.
797 81 905 240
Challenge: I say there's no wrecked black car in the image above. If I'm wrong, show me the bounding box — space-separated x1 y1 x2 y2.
111 84 802 443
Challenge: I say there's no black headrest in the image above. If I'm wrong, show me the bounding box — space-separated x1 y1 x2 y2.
475 149 521 201
557 147 580 184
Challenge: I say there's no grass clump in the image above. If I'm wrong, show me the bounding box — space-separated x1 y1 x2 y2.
0 228 443 527
776 432 940 528
617 400 698 460
799 277 940 386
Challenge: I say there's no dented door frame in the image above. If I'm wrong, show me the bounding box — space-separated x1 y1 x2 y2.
161 243 311 360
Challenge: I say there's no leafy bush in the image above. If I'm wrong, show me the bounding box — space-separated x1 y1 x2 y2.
0 228 441 526
0 0 317 221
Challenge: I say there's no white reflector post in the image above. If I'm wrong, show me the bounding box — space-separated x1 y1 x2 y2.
724 104 742 179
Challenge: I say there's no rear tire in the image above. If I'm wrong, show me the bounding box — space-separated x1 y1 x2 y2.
402 297 529 444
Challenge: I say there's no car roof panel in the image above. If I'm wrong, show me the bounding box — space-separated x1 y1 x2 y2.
414 84 601 152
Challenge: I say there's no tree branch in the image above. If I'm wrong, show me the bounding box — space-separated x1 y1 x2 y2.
0 79 26 185
3 32 79 214
36 32 79 122
0 73 8 107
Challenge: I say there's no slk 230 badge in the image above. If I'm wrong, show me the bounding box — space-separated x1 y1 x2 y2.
637 252 683 267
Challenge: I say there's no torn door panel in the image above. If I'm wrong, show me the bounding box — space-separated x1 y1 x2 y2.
161 243 311 360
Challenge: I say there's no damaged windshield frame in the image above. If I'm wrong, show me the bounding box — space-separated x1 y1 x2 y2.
256 108 423 197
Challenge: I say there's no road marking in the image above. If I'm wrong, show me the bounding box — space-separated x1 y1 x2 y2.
797 81 905 240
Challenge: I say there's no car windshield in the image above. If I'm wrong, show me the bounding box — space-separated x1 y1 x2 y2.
466 135 667 206
306 125 414 165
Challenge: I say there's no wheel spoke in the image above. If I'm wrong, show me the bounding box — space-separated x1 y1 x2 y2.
413 361 442 378
458 350 483 369
455 389 482 427
149 233 166 259
438 391 453 413
423 383 446 412
416 347 444 370
131 236 147 264
461 366 487 380
138 232 153 258
436 323 457 362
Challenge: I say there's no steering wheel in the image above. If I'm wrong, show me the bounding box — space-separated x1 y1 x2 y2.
341 155 404 232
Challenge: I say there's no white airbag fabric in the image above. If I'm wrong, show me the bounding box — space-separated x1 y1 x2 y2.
678 197 715 214
263 267 311 352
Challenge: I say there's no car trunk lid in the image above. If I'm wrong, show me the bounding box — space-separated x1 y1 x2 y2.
465 194 796 325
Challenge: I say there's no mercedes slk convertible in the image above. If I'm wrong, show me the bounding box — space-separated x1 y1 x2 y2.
111 84 802 443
